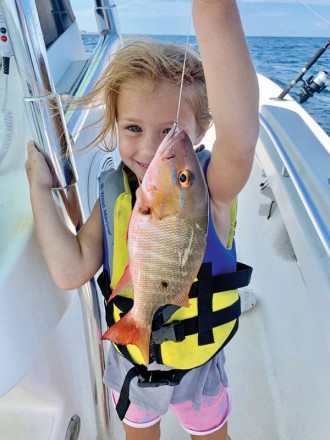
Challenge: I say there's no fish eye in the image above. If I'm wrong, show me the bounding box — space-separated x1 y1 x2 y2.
178 169 192 187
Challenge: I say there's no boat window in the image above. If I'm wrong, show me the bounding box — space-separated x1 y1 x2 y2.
35 0 75 48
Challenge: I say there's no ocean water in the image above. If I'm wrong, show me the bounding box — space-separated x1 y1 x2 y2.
82 34 330 136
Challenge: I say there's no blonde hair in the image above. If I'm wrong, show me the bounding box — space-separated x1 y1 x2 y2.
81 37 211 150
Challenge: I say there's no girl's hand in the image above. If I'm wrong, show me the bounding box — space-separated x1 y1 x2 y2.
25 141 55 190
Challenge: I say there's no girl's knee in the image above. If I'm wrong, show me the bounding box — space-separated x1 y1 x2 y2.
190 422 229 440
122 420 161 440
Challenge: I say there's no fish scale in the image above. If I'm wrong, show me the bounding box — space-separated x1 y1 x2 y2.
129 214 207 328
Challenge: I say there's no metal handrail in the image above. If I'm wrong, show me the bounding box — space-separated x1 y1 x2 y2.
0 0 122 438
1 0 78 190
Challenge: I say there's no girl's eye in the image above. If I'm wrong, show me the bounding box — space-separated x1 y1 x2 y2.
163 128 172 135
127 125 142 133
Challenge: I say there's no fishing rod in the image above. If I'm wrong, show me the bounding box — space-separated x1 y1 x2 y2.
276 39 330 101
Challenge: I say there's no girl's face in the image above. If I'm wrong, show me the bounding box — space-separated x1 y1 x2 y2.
116 78 204 181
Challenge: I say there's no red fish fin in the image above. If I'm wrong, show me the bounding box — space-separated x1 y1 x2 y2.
102 311 150 365
171 292 190 308
109 264 133 301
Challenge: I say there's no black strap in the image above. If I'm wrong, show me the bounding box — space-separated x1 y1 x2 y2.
115 364 188 420
115 367 140 420
97 269 116 327
197 263 215 345
189 262 253 298
97 268 112 300
97 269 135 328
186 298 240 337
152 262 252 331
137 368 187 388
152 298 240 344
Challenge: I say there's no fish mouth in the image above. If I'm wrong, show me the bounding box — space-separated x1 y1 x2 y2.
164 154 175 160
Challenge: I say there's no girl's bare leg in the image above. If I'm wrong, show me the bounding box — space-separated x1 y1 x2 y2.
122 420 160 440
191 422 231 440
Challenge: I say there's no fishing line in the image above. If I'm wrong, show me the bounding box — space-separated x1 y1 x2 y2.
173 4 192 134
295 0 330 28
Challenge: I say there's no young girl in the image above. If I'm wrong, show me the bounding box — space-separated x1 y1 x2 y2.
25 1 259 439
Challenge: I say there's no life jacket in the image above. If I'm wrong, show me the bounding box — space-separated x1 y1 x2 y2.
97 147 253 420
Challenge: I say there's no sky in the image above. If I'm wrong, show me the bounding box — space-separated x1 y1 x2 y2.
71 0 330 37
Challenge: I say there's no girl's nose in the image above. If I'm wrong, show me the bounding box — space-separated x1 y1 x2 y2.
141 131 162 158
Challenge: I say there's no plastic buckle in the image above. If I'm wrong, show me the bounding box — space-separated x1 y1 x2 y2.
137 370 181 388
152 321 185 344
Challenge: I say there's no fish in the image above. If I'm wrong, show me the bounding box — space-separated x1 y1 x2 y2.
102 128 209 365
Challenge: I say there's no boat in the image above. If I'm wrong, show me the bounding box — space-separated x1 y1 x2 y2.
0 1 329 439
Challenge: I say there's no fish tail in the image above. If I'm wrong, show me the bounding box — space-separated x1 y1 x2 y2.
102 311 150 365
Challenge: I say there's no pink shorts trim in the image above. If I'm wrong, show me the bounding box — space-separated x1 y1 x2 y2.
111 391 161 428
111 385 232 434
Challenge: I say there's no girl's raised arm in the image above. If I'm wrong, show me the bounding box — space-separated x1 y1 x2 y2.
193 0 259 207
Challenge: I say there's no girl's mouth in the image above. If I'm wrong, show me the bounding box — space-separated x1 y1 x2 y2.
136 160 149 170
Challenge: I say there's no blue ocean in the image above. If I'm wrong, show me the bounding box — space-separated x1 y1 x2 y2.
82 34 330 136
